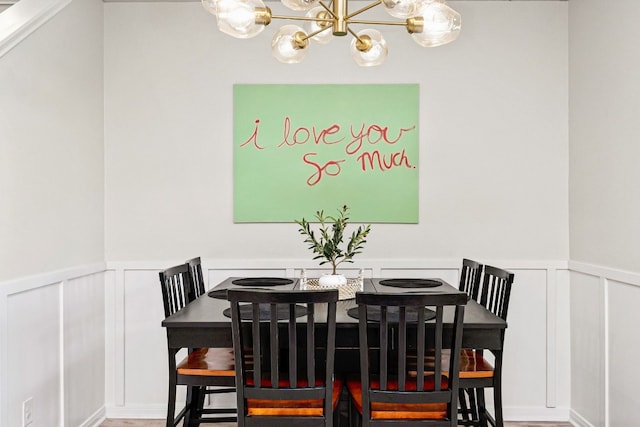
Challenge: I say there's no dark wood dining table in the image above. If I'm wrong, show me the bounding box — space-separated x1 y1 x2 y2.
162 276 506 353
162 276 506 426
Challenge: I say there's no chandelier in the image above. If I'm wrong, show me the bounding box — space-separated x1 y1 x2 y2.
201 0 461 66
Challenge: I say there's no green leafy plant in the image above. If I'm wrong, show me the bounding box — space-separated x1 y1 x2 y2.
295 205 371 275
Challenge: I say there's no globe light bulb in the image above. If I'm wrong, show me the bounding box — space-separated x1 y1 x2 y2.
202 0 218 16
216 0 269 39
381 0 420 19
272 25 309 63
304 7 333 45
350 29 388 67
281 0 320 11
412 1 461 47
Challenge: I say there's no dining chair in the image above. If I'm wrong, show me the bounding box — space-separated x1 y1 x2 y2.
459 259 484 301
186 257 207 299
458 265 515 427
159 263 237 427
457 258 484 423
346 291 467 427
228 288 341 427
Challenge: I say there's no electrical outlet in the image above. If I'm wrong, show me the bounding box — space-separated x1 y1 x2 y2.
22 397 33 427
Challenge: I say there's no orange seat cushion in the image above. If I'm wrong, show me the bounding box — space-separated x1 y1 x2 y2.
245 377 343 417
176 348 235 377
408 349 495 380
459 349 494 379
346 377 448 420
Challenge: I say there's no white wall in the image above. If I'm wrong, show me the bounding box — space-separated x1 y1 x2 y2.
103 1 571 421
104 1 569 263
0 0 104 281
0 0 105 426
568 0 640 426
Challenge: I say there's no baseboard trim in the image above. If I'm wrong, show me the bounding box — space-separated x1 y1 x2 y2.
504 406 571 422
569 409 596 427
105 404 166 419
80 406 106 427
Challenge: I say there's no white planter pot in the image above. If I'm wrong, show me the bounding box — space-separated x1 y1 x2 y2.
318 273 347 287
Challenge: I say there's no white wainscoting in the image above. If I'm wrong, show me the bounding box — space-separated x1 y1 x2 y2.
104 258 571 422
0 263 106 427
568 261 640 427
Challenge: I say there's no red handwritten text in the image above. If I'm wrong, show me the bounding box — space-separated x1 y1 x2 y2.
302 152 345 186
239 119 264 150
356 148 414 172
278 117 344 148
345 124 416 155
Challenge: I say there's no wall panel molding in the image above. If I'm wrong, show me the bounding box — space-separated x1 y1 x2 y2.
0 262 106 296
569 260 640 287
0 263 106 426
568 260 640 427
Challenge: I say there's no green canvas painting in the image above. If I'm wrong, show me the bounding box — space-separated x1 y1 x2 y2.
233 84 419 223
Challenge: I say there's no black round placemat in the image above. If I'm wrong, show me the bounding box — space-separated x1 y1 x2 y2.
347 306 436 322
378 279 442 288
223 304 307 320
231 277 294 286
208 289 228 300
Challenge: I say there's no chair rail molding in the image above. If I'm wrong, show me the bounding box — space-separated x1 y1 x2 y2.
0 0 71 58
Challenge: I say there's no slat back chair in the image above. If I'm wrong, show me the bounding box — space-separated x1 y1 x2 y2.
458 259 484 301
187 256 207 299
228 288 341 427
160 263 194 319
458 265 514 427
456 258 483 422
160 263 236 427
346 292 467 427
478 265 513 321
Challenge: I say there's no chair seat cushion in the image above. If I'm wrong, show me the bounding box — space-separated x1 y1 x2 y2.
176 348 235 376
246 377 343 417
409 349 495 379
459 349 494 379
346 376 448 420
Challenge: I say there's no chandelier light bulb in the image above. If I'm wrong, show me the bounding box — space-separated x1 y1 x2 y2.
304 7 333 45
202 0 461 64
350 29 388 67
412 1 461 47
381 0 420 19
272 25 310 63
216 0 270 39
281 0 320 12
202 0 218 16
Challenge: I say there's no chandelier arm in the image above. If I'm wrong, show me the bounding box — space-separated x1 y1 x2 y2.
347 19 408 27
271 14 333 23
347 27 364 42
318 1 338 19
303 25 333 41
345 0 382 20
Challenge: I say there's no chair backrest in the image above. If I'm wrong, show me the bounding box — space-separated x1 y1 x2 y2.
159 263 194 318
228 288 339 425
478 265 514 321
186 257 206 299
458 259 484 301
355 292 467 426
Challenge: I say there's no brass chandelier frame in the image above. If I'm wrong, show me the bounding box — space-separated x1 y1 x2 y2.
254 0 425 53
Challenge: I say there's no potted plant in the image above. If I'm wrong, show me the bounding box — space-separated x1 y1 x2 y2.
295 205 371 286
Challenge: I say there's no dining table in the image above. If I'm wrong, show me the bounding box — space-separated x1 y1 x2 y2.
161 276 507 425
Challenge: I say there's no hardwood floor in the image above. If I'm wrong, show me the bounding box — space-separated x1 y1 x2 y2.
100 421 572 427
